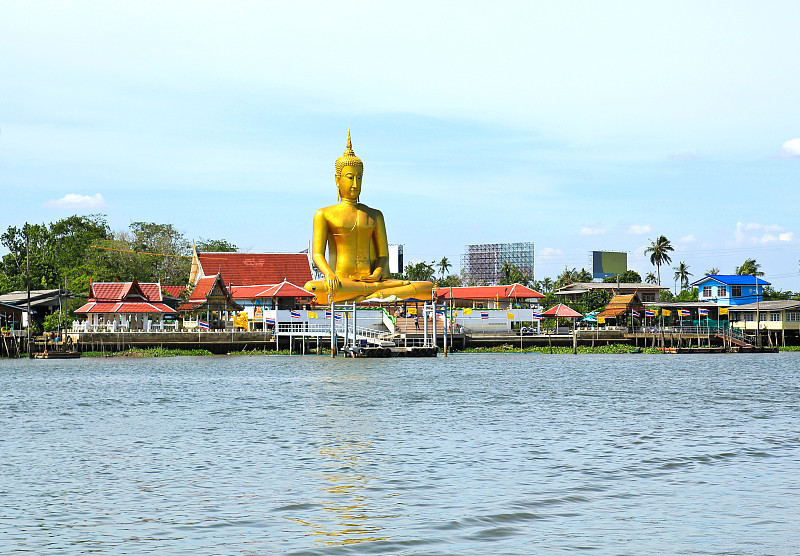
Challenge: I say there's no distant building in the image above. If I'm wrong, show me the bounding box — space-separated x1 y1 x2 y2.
728 300 800 346
554 282 665 304
460 242 535 285
189 245 313 287
388 244 404 275
690 275 770 306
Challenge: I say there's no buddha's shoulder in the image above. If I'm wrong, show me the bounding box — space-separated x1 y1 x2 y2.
356 203 384 217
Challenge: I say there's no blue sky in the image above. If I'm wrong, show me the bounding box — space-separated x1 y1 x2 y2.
2 1 799 290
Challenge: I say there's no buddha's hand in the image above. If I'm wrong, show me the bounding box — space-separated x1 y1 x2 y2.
325 273 341 294
360 268 384 283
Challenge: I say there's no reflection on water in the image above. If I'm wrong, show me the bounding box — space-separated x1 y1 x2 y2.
2 353 800 554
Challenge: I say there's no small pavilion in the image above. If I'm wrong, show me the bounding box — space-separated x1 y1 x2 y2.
596 293 646 325
178 273 243 329
74 279 176 332
435 284 544 309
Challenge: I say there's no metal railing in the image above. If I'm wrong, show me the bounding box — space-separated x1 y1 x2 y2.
276 322 394 346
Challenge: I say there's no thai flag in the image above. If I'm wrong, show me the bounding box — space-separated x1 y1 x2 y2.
532 313 542 321
290 310 301 319
645 310 655 318
480 312 489 319
326 310 342 321
699 308 709 316
199 321 209 330
679 309 690 317
631 309 640 317
264 317 275 325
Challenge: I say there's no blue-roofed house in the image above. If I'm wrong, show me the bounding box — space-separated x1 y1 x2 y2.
690 275 771 306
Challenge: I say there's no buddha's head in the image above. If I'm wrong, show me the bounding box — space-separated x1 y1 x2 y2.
335 130 363 201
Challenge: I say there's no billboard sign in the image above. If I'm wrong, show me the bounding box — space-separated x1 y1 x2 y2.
592 251 627 279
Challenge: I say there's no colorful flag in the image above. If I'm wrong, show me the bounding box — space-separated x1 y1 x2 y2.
308 311 318 319
325 310 341 320
662 309 671 316
719 307 729 316
290 310 301 319
507 312 515 320
699 308 709 316
631 309 640 317
199 321 209 330
264 317 276 325
598 316 605 324
480 312 489 319
463 308 472 315
679 309 690 317
645 310 655 318
532 313 542 321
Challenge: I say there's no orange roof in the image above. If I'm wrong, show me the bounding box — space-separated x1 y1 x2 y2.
196 252 312 286
436 284 544 300
596 294 644 319
189 276 217 302
257 281 315 298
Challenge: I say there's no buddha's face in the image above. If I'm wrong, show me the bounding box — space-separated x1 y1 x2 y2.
336 165 363 200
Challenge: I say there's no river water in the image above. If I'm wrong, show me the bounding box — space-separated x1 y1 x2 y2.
1 353 799 555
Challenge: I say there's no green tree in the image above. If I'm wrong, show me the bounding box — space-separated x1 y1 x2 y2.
705 267 720 276
540 277 553 293
196 238 238 252
437 257 451 278
645 272 657 284
674 287 698 302
575 289 612 314
499 262 531 285
438 274 462 288
602 270 642 284
404 261 436 282
673 261 692 291
644 235 674 286
735 258 764 276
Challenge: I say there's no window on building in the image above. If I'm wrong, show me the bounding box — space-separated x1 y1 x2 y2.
717 286 726 296
744 313 754 322
732 286 742 297
642 294 655 302
759 313 768 321
730 312 739 321
787 312 800 322
770 312 781 322
703 286 712 297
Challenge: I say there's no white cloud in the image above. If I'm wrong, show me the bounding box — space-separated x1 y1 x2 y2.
579 227 606 236
781 138 800 157
679 234 696 243
44 193 107 209
626 224 651 235
735 222 794 244
539 247 563 259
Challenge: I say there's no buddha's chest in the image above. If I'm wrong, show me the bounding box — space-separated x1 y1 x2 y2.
329 209 376 237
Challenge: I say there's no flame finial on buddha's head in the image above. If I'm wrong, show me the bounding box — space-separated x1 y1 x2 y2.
335 129 364 178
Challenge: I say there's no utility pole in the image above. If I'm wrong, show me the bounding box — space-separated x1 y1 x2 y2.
26 226 32 358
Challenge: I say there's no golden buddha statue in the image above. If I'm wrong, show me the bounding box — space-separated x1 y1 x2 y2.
304 131 434 303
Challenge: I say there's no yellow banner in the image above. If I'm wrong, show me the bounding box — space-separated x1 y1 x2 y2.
464 308 472 315
598 316 605 324
507 312 514 320
662 309 671 316
308 311 318 319
234 312 249 329
718 307 729 315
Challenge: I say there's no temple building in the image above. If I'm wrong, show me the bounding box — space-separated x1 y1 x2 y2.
74 279 176 332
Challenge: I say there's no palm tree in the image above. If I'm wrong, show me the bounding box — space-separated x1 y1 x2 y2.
673 261 692 291
705 267 720 276
735 258 764 276
437 256 451 278
541 276 553 293
645 272 657 284
644 235 674 285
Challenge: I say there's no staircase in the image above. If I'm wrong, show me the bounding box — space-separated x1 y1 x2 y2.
714 327 754 348
394 315 448 335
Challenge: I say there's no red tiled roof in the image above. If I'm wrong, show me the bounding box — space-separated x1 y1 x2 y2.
256 281 314 298
88 281 163 303
189 276 216 301
161 285 187 298
197 253 312 286
230 284 275 299
436 284 544 300
75 301 175 314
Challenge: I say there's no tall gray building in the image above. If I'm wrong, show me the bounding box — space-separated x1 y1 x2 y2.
461 242 535 285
